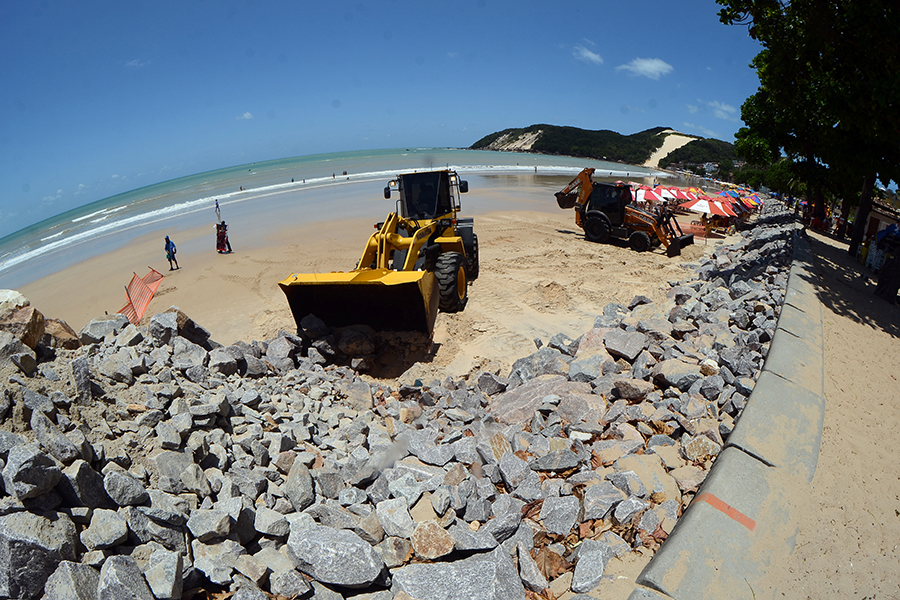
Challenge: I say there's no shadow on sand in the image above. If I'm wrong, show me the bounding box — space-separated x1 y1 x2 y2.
804 231 900 340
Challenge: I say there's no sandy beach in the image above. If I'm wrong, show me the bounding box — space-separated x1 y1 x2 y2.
770 230 900 598
20 197 712 384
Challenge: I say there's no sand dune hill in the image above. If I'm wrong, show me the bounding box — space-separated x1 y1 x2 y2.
643 130 698 169
481 129 544 151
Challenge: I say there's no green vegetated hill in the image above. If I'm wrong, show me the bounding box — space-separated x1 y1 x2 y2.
470 124 736 168
657 138 738 169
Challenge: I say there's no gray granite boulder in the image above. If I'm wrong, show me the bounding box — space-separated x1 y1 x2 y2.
375 498 415 539
104 470 149 506
42 561 99 600
58 460 114 509
286 525 386 587
517 542 549 592
582 481 626 520
81 509 129 550
2 443 62 500
391 546 526 600
0 511 77 599
97 555 154 600
143 548 183 600
284 461 315 512
31 411 80 464
652 359 703 391
603 329 648 361
571 539 615 593
539 496 581 535
191 539 245 586
186 509 230 542
148 313 178 344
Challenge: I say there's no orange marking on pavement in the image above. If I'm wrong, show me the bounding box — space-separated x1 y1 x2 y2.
693 493 757 531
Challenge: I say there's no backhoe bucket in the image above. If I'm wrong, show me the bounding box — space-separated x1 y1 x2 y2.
278 269 440 334
556 192 578 209
666 234 695 257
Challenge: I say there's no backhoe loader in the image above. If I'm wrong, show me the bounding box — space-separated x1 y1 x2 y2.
279 170 478 335
555 167 694 257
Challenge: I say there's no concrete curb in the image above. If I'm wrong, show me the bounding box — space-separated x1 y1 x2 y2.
627 229 824 600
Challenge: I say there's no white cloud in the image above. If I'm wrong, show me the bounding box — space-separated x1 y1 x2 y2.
574 45 603 65
690 100 741 122
42 189 64 205
707 100 739 121
683 122 718 138
615 58 673 80
125 59 151 67
237 112 254 120
447 52 458 59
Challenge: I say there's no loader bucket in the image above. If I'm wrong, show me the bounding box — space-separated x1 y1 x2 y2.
278 269 440 334
666 234 695 257
556 192 578 209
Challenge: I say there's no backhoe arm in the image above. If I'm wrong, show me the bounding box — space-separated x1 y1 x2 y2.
555 168 596 227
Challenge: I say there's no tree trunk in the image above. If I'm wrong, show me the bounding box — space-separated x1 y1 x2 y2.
813 184 826 223
836 198 852 238
848 174 876 257
875 249 900 303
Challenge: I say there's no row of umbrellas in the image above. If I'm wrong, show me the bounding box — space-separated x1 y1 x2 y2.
623 182 763 217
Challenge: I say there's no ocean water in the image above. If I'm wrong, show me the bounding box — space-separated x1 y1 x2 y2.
0 148 664 289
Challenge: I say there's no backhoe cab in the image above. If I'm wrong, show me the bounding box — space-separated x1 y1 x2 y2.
279 170 478 336
556 168 693 257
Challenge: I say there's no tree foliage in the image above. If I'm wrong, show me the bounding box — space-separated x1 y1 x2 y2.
658 138 737 169
717 1 900 255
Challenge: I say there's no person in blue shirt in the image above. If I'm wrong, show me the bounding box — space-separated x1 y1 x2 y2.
165 236 179 270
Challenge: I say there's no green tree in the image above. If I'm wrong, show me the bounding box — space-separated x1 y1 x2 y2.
717 158 735 181
717 1 900 257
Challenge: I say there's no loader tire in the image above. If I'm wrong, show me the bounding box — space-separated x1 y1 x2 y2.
436 252 468 313
465 234 480 281
629 231 652 252
584 216 611 244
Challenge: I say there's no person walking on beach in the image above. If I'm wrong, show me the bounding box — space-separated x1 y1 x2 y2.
165 236 179 270
215 199 221 221
216 221 233 254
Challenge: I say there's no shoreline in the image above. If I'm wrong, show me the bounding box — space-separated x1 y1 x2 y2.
0 149 667 285
19 196 721 381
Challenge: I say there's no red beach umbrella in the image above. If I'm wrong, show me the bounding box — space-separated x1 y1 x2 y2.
668 186 692 200
678 198 729 216
716 201 738 217
635 186 663 203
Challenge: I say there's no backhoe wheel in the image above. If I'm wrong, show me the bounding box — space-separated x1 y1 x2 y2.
436 252 468 313
629 231 652 252
584 217 611 244
465 234 479 281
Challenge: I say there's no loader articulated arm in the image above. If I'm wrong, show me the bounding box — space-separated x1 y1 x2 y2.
357 213 443 272
555 168 596 227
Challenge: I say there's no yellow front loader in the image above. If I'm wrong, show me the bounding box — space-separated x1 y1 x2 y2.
279 170 478 335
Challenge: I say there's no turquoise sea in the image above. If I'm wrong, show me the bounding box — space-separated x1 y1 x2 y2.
0 148 665 289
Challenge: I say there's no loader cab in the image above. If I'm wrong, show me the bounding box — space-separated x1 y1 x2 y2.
385 170 467 221
586 182 631 226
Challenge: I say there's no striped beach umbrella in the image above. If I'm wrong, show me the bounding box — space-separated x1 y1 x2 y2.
678 198 730 216
635 186 664 203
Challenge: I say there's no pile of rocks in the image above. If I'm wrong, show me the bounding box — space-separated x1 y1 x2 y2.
0 203 798 599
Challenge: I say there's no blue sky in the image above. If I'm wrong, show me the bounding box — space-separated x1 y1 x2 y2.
0 0 762 239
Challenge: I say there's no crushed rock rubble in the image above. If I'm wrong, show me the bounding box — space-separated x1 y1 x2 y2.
0 202 797 599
